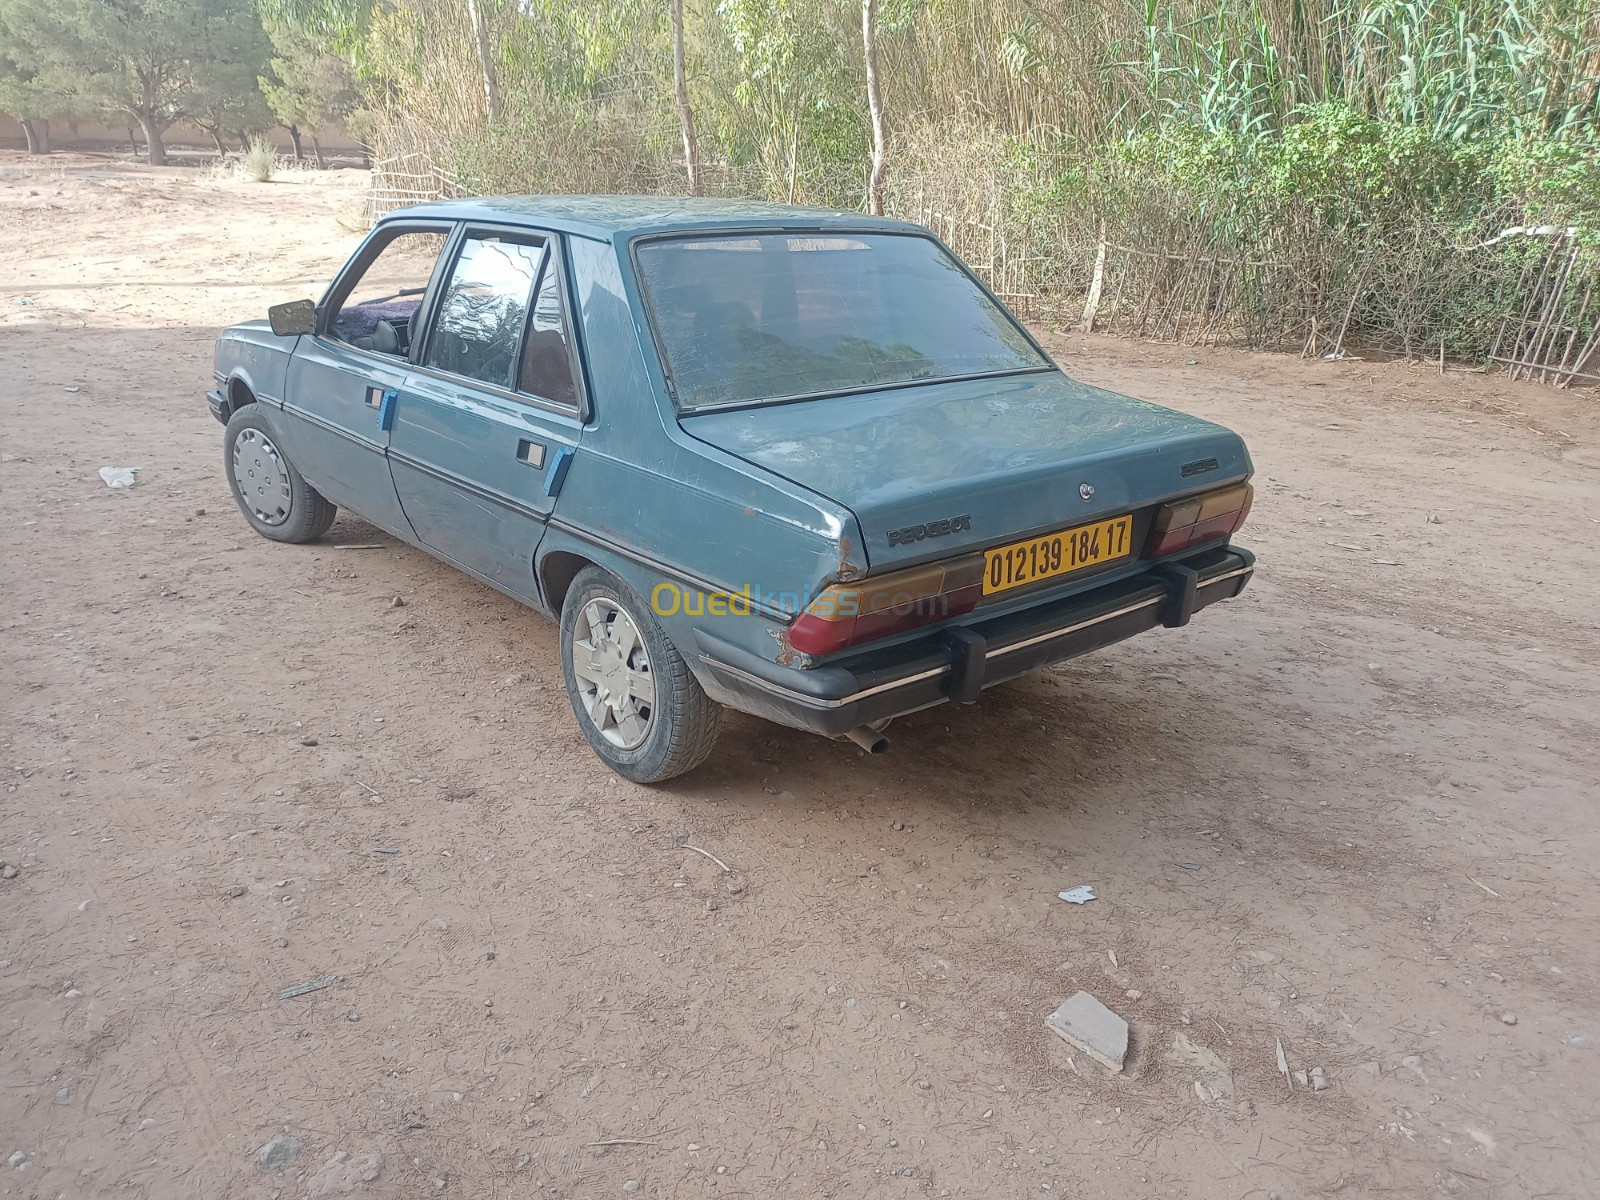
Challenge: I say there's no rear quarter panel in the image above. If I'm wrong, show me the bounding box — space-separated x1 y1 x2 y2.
550 235 866 672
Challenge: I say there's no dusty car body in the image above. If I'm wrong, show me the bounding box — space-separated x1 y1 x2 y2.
210 196 1256 780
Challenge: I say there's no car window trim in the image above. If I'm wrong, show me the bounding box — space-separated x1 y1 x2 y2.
412 221 589 420
626 225 1059 413
314 218 459 354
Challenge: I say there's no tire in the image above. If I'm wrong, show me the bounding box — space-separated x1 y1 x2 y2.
560 566 723 783
224 405 337 544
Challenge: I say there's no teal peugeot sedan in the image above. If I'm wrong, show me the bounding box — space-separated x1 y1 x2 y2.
210 197 1255 782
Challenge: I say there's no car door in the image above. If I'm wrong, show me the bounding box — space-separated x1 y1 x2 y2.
388 226 587 602
278 221 455 536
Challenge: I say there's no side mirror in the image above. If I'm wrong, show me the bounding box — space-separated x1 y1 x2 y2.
268 298 316 337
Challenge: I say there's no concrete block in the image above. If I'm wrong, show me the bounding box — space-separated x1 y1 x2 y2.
1044 991 1128 1073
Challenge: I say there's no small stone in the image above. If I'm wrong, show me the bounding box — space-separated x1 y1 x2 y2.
826 986 838 995
902 1168 915 1177
891 821 904 831
687 1144 701 1152
715 1165 726 1174
390 596 405 608
300 738 319 747
1043 991 1128 1073
725 879 744 895
898 1000 908 1009
1426 513 1441 524
1310 1067 1329 1091
277 937 289 948
1500 1012 1518 1026
846 997 856 1007
256 1134 302 1171
346 1011 360 1022
982 1108 993 1119
916 1080 930 1090
195 507 206 516
486 952 496 961
56 1087 71 1101
624 1182 639 1193
889 1139 899 1148
65 988 82 998
8 1151 25 1168
1293 1070 1308 1086
228 885 246 898
1 864 16 879
1124 989 1142 1001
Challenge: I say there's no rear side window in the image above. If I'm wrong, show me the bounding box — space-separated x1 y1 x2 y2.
425 235 543 391
518 255 580 406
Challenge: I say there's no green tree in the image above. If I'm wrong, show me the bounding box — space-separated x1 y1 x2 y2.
1 0 271 165
0 0 80 152
260 20 360 166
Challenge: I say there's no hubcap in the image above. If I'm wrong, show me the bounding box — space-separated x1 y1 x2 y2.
232 428 292 526
570 597 655 750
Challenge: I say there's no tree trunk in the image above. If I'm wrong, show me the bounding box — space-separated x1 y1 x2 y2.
286 124 304 161
127 127 139 155
311 132 327 170
671 0 702 196
208 127 228 158
20 119 40 155
135 112 168 166
36 119 50 154
465 0 502 125
862 0 888 216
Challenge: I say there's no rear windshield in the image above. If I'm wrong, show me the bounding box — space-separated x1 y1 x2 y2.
635 232 1049 410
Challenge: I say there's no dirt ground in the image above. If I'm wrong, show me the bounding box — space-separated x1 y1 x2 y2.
2 152 1598 1200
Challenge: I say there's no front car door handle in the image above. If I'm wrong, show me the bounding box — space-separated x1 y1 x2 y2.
516 439 547 469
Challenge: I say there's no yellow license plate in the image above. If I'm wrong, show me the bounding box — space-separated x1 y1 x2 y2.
982 515 1134 595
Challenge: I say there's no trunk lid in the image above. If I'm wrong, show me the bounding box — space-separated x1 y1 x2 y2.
681 371 1251 573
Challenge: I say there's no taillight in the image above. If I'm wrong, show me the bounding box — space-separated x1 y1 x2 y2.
1145 482 1253 558
788 555 985 657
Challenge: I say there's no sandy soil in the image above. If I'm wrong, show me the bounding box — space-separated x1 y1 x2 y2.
2 151 1598 1200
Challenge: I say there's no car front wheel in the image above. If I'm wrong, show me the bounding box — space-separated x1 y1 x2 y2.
559 567 722 783
223 405 337 543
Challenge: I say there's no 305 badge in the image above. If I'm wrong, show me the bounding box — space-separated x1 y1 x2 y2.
982 515 1134 595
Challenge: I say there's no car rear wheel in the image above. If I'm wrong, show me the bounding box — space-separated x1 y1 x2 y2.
224 406 337 543
560 567 722 783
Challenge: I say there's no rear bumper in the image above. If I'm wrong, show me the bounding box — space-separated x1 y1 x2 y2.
695 544 1254 737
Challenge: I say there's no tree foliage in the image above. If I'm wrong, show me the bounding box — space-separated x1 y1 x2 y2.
0 0 271 163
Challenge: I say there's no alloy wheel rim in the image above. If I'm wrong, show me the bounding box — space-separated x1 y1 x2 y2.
232 428 292 526
571 597 656 750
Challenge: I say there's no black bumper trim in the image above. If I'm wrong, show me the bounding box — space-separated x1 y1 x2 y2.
695 545 1254 736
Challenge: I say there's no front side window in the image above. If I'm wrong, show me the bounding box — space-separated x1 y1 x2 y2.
329 229 447 356
425 234 543 391
635 232 1050 410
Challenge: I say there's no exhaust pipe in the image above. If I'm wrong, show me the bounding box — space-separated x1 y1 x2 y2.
844 725 890 755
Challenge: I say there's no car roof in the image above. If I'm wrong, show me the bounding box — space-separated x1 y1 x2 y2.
385 194 926 240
